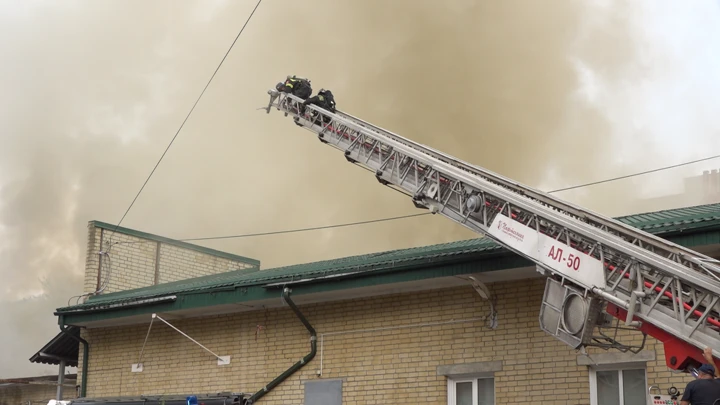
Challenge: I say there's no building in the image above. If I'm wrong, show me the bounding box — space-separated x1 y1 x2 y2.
12 221 260 405
0 374 77 405
2 254 88 405
44 203 720 404
638 169 720 212
687 169 720 203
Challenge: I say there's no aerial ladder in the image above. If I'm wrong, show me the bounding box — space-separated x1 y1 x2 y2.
263 89 720 376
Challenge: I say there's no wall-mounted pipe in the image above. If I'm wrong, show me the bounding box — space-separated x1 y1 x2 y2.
60 317 88 398
247 288 316 404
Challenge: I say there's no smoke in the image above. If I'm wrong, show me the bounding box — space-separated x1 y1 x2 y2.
1 0 718 378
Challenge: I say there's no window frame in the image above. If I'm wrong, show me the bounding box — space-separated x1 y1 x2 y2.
588 362 648 405
446 374 496 405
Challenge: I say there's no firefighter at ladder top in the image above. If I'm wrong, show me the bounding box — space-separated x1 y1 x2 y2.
299 89 336 125
680 347 720 405
276 75 312 99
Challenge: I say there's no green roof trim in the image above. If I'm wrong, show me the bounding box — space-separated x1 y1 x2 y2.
57 253 531 326
90 220 260 267
58 237 504 312
57 203 720 321
615 203 720 235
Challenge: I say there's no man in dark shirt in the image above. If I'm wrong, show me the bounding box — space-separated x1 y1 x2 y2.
681 354 720 405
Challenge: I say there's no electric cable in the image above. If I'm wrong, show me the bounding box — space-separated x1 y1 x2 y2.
179 212 431 241
174 153 720 241
111 212 432 246
74 1 264 304
106 152 720 245
111 0 264 235
547 153 720 193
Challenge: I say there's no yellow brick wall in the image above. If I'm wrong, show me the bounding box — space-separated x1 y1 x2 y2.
81 222 257 295
83 224 102 294
78 278 696 404
157 244 246 284
0 383 76 405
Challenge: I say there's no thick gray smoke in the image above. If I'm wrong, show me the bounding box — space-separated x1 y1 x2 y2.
1 0 718 378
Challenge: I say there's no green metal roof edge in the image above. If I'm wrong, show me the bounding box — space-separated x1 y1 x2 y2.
615 203 720 234
59 203 720 318
56 238 504 312
55 225 720 326
90 220 260 266
57 253 532 326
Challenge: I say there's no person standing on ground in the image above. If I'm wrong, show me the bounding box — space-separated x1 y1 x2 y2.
680 347 720 405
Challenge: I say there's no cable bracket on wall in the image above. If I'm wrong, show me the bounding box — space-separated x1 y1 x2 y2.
131 313 231 373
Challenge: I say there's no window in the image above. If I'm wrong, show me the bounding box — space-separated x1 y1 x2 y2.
447 376 495 405
589 365 647 405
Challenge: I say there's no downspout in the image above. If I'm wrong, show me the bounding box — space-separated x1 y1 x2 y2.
59 316 88 398
247 288 316 404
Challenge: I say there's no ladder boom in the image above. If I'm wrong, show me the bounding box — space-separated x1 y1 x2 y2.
265 90 720 371
337 109 720 280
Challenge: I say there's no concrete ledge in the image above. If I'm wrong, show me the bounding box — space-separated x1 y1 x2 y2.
437 361 503 376
577 350 655 366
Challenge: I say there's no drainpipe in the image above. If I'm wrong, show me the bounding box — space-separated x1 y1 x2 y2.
247 288 316 404
59 316 88 398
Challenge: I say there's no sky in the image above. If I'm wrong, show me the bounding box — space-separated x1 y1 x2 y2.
1 0 720 378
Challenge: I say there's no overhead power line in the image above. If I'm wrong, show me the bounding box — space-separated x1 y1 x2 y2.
111 0 264 234
179 213 431 242
72 1 265 306
547 153 720 193
111 213 432 247
170 152 720 242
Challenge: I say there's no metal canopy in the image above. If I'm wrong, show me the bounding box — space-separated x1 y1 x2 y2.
29 326 80 367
